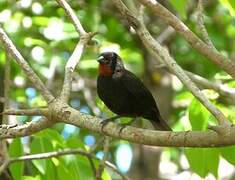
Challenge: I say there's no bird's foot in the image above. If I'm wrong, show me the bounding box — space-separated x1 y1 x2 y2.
100 115 121 132
118 118 136 135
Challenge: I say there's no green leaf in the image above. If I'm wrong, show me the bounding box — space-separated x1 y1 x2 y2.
220 145 235 165
35 129 65 149
219 0 235 16
56 158 75 180
185 148 219 178
169 0 188 19
30 137 54 179
22 175 41 180
76 155 94 179
102 169 112 180
9 138 24 180
66 136 86 149
188 98 209 130
64 155 94 180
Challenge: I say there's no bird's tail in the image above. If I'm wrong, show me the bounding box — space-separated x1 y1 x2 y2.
151 115 172 131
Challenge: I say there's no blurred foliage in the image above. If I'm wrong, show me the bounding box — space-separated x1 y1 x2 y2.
0 0 235 179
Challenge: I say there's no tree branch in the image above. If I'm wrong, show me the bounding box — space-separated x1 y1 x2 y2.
138 0 235 79
0 148 129 180
96 137 110 179
55 0 86 35
1 108 49 116
55 0 96 103
0 51 10 176
112 0 231 128
0 118 53 139
185 71 235 101
0 26 55 104
156 26 175 44
156 64 235 103
1 99 235 147
195 0 215 49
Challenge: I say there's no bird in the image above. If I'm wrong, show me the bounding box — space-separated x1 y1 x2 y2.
97 52 171 131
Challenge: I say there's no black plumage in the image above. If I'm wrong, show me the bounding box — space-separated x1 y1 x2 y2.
97 52 171 131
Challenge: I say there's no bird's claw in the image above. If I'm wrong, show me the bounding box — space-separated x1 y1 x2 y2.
118 118 136 135
118 125 127 135
100 115 121 132
100 119 113 132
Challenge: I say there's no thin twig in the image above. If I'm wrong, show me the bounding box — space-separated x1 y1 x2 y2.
156 64 235 102
3 52 10 115
55 0 96 102
76 77 101 116
55 0 86 35
0 51 11 175
0 148 128 180
89 137 104 153
0 26 54 103
87 137 105 178
96 137 110 180
46 58 59 90
185 71 235 101
112 0 231 128
0 160 8 175
156 26 175 44
138 0 235 79
1 108 49 116
195 0 215 49
0 118 54 139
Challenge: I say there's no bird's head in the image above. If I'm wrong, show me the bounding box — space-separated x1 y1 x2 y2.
97 52 124 77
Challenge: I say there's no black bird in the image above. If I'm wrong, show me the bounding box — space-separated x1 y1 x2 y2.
97 52 171 131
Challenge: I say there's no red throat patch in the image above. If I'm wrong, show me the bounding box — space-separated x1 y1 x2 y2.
99 64 113 76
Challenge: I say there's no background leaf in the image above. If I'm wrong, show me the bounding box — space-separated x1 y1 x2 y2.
9 138 24 180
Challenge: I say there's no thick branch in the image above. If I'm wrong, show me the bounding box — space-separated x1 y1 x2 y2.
58 103 235 147
1 100 235 147
0 26 54 103
112 0 231 127
139 0 235 79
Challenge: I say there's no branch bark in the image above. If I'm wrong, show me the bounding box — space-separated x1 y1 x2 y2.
195 0 215 49
0 118 53 139
138 0 235 79
1 108 49 116
2 100 235 147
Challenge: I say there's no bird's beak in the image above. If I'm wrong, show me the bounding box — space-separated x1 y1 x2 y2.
97 55 105 64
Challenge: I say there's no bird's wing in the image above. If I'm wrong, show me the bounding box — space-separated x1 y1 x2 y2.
120 70 157 107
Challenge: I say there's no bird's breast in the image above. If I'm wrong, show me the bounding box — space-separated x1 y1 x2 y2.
97 76 135 116
98 64 113 76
